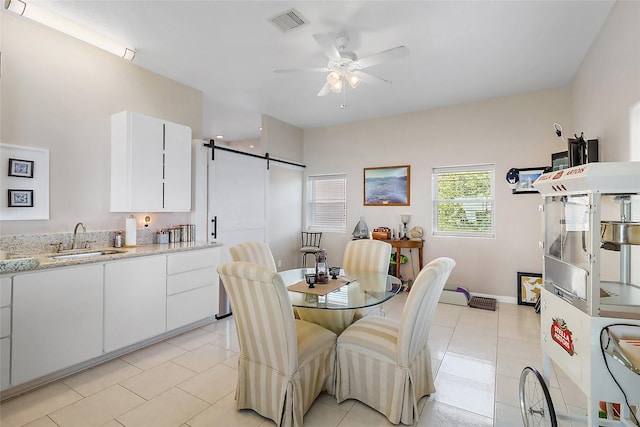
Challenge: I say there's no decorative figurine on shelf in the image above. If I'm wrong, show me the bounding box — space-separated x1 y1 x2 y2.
352 216 369 239
400 214 411 240
409 226 424 241
315 249 329 284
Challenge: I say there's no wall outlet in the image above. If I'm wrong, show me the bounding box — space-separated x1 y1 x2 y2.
277 259 282 268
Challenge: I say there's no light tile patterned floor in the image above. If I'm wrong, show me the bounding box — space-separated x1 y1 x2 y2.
0 293 586 426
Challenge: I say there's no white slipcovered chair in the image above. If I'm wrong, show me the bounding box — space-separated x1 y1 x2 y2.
229 241 277 271
344 239 393 320
295 239 392 335
217 261 336 427
335 257 456 425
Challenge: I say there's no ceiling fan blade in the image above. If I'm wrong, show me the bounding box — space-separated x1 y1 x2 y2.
356 46 409 69
354 70 392 85
274 67 328 73
317 82 331 96
313 33 341 61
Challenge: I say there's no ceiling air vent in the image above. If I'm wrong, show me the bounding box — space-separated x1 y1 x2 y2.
269 8 308 32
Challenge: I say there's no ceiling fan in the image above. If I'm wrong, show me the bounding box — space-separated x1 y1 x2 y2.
274 33 409 96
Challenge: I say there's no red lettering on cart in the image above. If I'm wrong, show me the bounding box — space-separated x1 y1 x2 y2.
538 174 551 181
566 167 586 176
551 318 575 356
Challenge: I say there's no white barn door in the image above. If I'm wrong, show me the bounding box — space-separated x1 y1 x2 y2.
208 149 268 263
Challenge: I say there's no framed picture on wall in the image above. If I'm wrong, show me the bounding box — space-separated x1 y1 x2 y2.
551 151 569 171
364 165 410 206
8 189 34 207
8 158 34 178
517 272 542 306
512 167 547 194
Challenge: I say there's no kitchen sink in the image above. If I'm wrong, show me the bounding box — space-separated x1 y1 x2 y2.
47 249 127 260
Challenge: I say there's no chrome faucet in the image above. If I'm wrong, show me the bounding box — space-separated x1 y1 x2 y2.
71 222 86 250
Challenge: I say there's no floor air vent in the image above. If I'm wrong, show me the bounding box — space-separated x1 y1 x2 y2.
468 296 497 311
269 8 307 32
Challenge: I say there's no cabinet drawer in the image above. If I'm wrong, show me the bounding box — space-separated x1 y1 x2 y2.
1 337 9 390
0 307 10 338
167 285 217 330
167 248 218 275
167 266 217 295
0 277 11 307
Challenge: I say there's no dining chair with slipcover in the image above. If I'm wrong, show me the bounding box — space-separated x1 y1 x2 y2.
295 238 392 334
217 261 337 427
335 257 456 425
230 241 277 271
344 239 393 320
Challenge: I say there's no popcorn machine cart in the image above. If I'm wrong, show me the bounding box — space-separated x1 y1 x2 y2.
520 162 640 427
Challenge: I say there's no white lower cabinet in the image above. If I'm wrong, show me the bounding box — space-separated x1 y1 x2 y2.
104 255 167 352
12 265 104 386
0 276 10 390
0 337 10 390
166 247 219 330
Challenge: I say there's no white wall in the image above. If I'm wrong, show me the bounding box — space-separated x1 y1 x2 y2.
570 0 640 162
261 115 304 271
0 13 203 235
304 88 571 298
570 0 640 284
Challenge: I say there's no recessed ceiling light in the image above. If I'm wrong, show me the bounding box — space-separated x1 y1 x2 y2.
215 135 224 139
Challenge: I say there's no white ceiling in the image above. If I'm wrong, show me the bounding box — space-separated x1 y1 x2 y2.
27 1 615 141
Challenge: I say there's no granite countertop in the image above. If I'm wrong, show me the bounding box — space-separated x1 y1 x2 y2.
0 241 223 274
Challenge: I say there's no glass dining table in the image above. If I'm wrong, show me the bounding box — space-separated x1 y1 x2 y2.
280 268 403 334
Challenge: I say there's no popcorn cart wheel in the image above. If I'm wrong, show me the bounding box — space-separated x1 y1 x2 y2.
519 366 558 427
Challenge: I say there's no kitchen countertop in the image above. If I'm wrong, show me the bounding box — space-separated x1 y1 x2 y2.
0 241 223 274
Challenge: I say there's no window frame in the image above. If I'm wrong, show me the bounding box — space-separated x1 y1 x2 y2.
306 173 347 232
432 164 495 238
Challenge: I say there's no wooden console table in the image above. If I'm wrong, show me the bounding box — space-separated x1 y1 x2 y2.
383 239 424 279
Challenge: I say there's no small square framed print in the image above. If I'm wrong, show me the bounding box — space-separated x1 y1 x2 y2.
8 158 34 178
8 189 34 207
517 272 542 306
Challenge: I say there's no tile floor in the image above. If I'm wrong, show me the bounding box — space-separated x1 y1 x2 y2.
0 293 587 427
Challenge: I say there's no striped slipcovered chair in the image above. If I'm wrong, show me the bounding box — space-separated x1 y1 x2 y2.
230 241 277 271
344 239 393 320
335 257 456 425
295 239 392 334
217 262 336 427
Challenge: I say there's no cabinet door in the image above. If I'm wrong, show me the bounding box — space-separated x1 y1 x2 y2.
163 122 192 211
12 265 104 386
130 113 164 211
104 256 167 352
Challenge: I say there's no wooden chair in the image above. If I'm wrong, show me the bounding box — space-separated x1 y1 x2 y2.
300 232 322 267
218 262 337 427
335 257 456 425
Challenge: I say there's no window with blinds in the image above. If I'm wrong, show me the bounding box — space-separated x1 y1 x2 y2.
432 165 495 237
307 174 347 232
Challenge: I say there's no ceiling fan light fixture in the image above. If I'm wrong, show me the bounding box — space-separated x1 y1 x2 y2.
326 71 341 85
329 79 343 94
346 72 362 89
327 71 343 93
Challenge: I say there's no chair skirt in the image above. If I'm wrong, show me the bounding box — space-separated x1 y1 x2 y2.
335 316 435 425
235 319 336 427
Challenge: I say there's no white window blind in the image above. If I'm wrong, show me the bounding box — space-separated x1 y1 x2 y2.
307 174 347 232
432 164 495 237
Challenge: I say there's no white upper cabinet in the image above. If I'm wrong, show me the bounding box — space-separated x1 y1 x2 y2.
111 111 192 212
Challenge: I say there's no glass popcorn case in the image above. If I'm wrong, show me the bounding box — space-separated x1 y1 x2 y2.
535 162 640 318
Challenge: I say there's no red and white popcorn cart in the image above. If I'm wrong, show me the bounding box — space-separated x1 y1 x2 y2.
520 162 640 427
